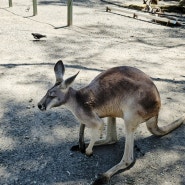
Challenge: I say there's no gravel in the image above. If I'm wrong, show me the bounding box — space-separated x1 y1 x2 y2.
0 0 185 184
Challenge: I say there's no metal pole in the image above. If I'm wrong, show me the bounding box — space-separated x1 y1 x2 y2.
33 0 38 16
67 0 73 26
9 0 13 7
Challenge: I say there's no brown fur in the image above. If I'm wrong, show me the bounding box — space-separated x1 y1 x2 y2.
75 66 160 119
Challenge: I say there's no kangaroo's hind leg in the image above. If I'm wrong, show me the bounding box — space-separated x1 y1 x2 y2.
93 117 139 184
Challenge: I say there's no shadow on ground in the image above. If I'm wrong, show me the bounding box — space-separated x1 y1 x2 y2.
0 98 185 184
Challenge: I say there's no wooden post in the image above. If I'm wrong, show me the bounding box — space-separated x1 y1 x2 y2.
9 0 13 7
33 0 38 16
67 0 73 26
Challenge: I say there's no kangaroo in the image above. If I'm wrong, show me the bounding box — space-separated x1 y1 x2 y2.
38 60 185 185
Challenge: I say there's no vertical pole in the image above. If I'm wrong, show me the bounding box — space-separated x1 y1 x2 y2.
67 0 73 26
9 0 13 7
33 0 38 16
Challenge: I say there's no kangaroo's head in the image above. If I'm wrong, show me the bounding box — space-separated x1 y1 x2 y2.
38 60 79 111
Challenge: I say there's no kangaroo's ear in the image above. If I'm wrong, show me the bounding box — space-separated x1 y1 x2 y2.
54 60 65 83
62 71 79 89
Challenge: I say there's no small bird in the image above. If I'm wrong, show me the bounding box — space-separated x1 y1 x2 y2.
32 33 47 40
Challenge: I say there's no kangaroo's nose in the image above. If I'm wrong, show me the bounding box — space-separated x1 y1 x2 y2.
38 103 46 111
38 104 42 109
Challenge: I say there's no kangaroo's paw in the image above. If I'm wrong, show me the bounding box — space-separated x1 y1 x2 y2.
95 138 117 146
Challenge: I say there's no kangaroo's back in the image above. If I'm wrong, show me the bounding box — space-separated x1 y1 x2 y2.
76 66 161 119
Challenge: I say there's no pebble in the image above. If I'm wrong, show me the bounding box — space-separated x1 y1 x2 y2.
24 136 30 139
69 152 74 157
29 99 33 103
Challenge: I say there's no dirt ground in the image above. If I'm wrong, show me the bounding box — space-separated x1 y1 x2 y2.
0 0 185 185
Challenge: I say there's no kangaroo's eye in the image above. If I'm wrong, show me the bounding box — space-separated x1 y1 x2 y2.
48 91 56 97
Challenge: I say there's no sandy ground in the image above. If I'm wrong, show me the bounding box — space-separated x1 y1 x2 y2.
0 0 185 184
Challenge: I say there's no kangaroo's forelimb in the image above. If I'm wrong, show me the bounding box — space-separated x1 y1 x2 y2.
71 117 118 154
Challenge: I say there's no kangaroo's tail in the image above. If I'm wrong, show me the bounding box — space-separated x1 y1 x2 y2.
146 114 185 136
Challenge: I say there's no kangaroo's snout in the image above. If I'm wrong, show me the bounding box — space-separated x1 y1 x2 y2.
38 103 46 111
